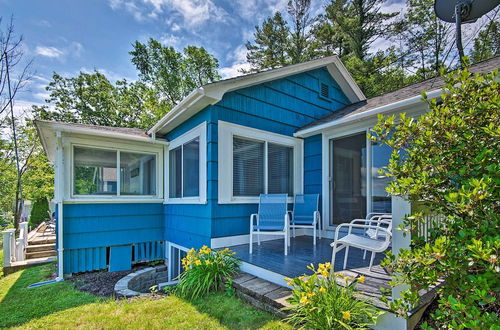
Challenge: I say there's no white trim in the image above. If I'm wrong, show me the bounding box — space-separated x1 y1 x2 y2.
55 132 64 280
149 56 365 135
294 89 441 138
63 137 164 202
240 261 288 287
210 232 298 249
165 122 207 204
166 242 190 283
218 121 303 204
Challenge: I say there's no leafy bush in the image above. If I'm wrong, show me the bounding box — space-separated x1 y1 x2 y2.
372 64 499 328
285 263 382 329
176 246 240 299
29 198 50 228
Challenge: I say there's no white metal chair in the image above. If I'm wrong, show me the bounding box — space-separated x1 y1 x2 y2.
289 194 321 245
250 194 290 255
330 218 392 271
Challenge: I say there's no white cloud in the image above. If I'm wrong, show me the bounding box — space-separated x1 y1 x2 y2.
160 33 182 46
220 45 251 79
108 0 231 28
35 46 64 58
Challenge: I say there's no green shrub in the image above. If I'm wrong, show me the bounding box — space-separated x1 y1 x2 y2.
372 64 499 328
285 263 382 329
176 246 240 299
29 198 50 228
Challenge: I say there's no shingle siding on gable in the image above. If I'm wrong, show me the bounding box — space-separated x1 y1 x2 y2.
208 67 345 238
163 67 348 245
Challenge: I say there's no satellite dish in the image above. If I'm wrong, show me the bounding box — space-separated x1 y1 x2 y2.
434 0 500 24
434 0 500 65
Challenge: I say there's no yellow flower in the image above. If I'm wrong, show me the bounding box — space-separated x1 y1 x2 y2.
342 311 351 320
307 292 316 298
299 295 309 305
321 271 329 277
319 287 326 293
357 276 365 284
205 260 212 265
195 260 202 266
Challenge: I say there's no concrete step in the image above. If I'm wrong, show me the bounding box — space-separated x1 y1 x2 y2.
26 243 56 253
26 250 57 259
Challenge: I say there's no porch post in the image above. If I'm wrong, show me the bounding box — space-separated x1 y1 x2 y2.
2 229 15 267
391 195 411 300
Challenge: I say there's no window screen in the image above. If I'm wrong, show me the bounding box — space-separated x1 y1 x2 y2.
73 147 117 195
120 152 156 195
182 138 200 197
169 147 182 198
233 137 264 196
268 143 293 195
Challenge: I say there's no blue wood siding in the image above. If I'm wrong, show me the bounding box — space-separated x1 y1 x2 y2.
164 108 213 249
61 203 164 274
206 67 345 239
304 134 322 195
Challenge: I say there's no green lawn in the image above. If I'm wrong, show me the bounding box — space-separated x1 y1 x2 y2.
0 263 290 329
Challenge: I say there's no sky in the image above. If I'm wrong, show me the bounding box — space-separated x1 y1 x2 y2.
0 0 417 117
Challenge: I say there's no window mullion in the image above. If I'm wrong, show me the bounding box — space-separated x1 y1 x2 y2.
117 150 121 196
264 141 268 194
180 144 184 198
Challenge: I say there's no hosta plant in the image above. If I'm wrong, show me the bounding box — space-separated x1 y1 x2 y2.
285 263 382 329
176 246 240 299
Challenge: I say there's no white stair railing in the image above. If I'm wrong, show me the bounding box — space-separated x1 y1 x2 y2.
2 221 29 266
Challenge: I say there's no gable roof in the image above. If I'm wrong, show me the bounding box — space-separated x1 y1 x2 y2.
148 55 365 135
295 56 500 137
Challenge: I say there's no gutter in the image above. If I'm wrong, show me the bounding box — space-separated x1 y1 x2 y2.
55 131 64 281
148 88 206 135
294 89 443 138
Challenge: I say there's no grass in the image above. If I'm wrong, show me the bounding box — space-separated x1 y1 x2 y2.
0 263 290 329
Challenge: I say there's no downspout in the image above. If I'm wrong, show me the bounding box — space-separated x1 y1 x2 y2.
55 131 64 281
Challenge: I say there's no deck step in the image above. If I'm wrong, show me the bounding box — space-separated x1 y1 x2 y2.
26 250 57 259
28 237 56 245
232 272 292 318
3 256 57 276
26 243 56 253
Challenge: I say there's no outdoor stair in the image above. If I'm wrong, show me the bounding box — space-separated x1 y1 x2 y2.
26 249 56 260
232 272 292 318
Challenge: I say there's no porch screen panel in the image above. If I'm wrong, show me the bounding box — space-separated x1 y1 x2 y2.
120 152 156 195
73 147 117 195
371 142 392 213
182 138 200 197
169 147 182 198
233 137 264 196
268 143 293 195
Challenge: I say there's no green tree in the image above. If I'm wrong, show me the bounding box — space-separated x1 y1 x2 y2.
372 65 499 328
471 20 500 63
32 71 167 129
286 0 316 63
319 0 397 60
29 197 49 228
396 0 453 80
245 12 290 71
130 39 220 104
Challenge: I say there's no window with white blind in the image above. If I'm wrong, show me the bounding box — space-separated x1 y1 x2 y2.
219 121 303 204
166 122 207 204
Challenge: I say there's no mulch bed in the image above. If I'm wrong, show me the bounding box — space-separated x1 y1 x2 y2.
69 265 149 298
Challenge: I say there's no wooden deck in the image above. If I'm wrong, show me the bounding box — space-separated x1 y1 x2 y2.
230 235 392 307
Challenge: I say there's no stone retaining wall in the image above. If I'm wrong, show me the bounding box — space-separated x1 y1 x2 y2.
114 266 168 298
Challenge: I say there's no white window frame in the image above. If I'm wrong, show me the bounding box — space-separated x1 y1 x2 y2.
218 121 303 204
165 122 207 204
64 137 164 203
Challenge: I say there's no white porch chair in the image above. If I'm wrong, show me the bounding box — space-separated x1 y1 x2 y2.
249 194 290 255
330 218 392 271
359 213 392 259
289 194 321 245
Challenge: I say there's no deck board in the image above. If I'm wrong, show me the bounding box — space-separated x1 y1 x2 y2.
230 235 392 304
